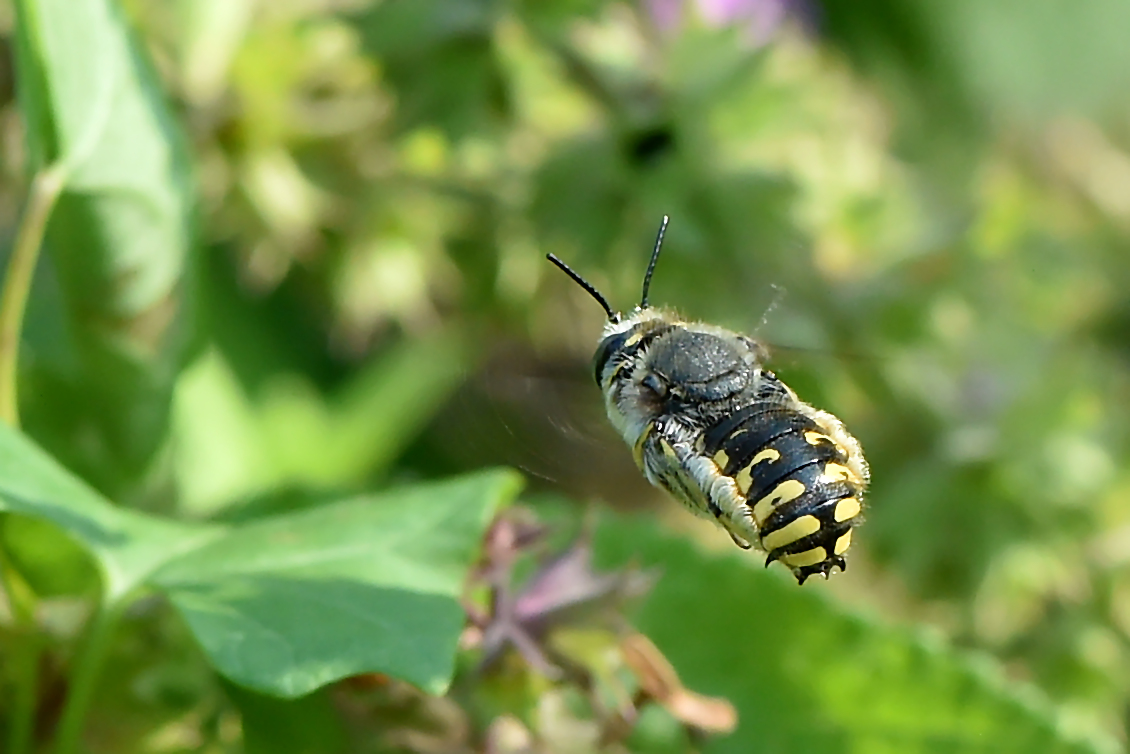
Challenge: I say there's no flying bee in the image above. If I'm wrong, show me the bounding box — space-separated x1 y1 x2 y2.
547 216 868 584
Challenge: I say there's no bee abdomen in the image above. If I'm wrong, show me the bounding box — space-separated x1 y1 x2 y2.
703 402 866 583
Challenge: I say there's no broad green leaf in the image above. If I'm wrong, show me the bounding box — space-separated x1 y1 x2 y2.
596 517 1118 754
0 423 213 602
0 514 99 596
153 470 523 697
14 0 196 498
0 422 522 695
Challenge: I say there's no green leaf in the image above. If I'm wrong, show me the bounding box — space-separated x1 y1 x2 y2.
0 423 214 603
153 470 522 697
0 514 99 597
0 422 522 695
595 516 1118 754
14 0 196 498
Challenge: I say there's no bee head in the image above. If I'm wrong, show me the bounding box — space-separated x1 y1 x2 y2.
547 217 758 444
546 215 671 386
595 312 759 436
546 216 673 441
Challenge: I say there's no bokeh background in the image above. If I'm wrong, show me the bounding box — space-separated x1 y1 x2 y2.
5 0 1130 751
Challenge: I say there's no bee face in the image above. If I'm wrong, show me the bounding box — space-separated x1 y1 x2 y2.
595 311 760 455
547 218 868 584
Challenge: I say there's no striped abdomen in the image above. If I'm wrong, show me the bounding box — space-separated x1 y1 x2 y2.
702 402 866 583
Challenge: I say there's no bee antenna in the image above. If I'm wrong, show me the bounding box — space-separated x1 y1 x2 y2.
639 215 669 309
546 253 619 322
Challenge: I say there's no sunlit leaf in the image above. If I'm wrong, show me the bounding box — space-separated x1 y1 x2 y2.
13 0 196 497
153 470 523 696
0 422 522 695
0 423 213 602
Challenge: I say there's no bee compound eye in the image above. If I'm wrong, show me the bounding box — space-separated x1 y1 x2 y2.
640 372 668 399
593 331 630 386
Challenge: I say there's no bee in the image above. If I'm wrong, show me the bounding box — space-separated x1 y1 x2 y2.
547 216 868 583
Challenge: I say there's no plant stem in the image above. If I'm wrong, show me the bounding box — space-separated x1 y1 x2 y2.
0 166 64 427
1 518 42 754
8 634 42 754
50 603 121 754
0 168 62 750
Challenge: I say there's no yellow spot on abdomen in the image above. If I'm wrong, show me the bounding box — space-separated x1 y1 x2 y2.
834 530 853 555
762 515 821 551
804 431 832 446
821 463 859 484
733 448 781 493
780 547 826 568
713 449 730 468
751 479 806 523
834 497 861 522
751 448 780 466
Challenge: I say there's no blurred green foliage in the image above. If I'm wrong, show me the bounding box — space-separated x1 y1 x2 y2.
2 0 1130 751
596 515 1107 754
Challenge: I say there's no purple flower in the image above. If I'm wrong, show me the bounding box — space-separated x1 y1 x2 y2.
469 512 657 677
646 0 817 44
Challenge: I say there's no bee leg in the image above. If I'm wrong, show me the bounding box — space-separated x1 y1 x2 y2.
794 563 830 584
727 530 752 550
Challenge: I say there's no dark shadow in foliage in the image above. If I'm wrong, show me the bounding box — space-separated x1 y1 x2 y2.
197 243 345 395
224 681 348 754
532 136 630 266
348 0 509 139
623 123 677 168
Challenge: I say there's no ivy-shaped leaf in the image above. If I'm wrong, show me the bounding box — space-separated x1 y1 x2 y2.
153 471 521 696
0 423 522 695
